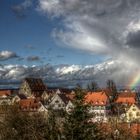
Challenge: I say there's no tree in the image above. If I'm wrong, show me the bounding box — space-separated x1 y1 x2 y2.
106 80 118 114
87 81 100 92
0 105 49 140
63 85 100 140
0 105 62 140
44 109 63 140
106 80 117 100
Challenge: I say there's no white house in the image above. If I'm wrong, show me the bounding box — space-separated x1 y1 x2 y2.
47 93 74 112
85 91 111 122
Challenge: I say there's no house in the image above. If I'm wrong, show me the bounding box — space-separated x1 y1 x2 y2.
38 103 48 116
19 78 47 97
47 93 74 112
0 90 13 105
115 91 137 105
12 94 27 104
85 91 111 122
41 89 55 104
125 104 140 122
19 98 41 112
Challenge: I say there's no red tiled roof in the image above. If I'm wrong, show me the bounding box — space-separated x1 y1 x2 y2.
118 92 136 98
20 98 40 111
66 92 75 100
0 90 11 97
85 91 109 106
115 92 136 104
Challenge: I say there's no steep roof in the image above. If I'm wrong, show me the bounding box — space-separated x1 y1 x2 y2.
58 93 70 105
116 92 136 104
25 78 46 91
18 94 27 99
85 91 109 106
0 90 11 97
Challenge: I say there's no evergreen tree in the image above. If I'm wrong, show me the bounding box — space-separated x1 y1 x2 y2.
63 85 100 140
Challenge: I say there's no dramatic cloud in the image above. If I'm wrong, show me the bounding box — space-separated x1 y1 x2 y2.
27 56 40 61
126 30 140 48
11 0 33 18
37 0 140 86
38 0 140 63
0 51 18 61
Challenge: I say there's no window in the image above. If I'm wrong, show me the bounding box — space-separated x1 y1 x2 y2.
100 113 104 116
55 100 59 103
136 112 140 116
132 108 136 111
129 112 133 117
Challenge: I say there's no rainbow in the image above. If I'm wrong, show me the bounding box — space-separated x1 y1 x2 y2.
129 72 140 89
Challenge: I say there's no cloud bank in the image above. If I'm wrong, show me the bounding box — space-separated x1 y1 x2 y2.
38 0 140 67
0 51 18 61
0 60 137 88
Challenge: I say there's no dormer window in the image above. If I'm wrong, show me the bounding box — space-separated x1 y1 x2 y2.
55 100 59 103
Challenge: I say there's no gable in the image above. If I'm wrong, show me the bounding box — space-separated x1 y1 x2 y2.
19 81 31 94
25 78 46 91
50 94 65 106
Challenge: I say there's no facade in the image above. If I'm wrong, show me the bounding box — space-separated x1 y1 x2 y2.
19 98 41 112
47 93 74 111
126 104 140 122
85 91 111 122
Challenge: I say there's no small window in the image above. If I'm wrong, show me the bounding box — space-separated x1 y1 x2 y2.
136 112 140 116
55 100 59 103
129 112 133 117
132 108 136 111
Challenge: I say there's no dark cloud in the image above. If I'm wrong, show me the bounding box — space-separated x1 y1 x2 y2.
36 0 140 87
56 55 64 58
11 0 33 18
38 0 140 68
25 45 35 49
0 51 18 61
17 57 24 61
11 5 26 18
126 30 140 48
27 56 40 61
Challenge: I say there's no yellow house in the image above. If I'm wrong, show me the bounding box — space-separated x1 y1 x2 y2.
126 104 140 122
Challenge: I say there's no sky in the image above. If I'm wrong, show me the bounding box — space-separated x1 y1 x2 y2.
1 0 140 87
0 0 106 66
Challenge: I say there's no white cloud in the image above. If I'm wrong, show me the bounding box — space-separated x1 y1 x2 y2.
0 51 18 61
38 0 140 57
37 0 140 87
0 59 139 88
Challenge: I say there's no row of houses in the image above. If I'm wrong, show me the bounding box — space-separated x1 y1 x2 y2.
0 78 140 124
0 78 75 114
